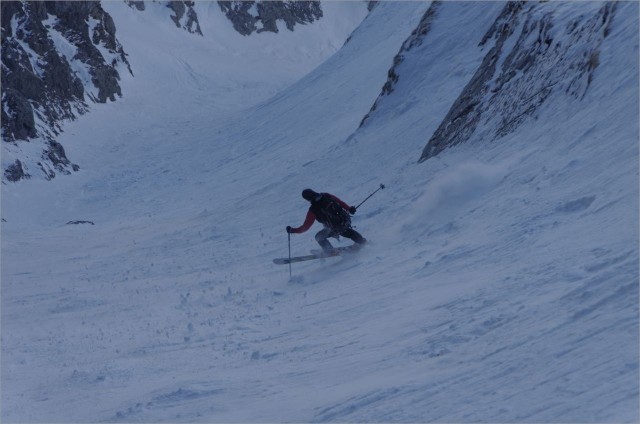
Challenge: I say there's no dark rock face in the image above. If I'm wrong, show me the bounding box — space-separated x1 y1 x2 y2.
167 1 202 35
4 160 30 182
419 1 617 162
218 1 322 36
125 1 201 34
1 0 131 181
2 1 83 140
46 140 80 173
2 88 37 140
125 1 146 11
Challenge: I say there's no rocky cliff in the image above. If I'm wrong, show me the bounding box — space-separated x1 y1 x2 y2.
354 1 617 164
418 1 617 162
1 0 131 181
218 1 322 36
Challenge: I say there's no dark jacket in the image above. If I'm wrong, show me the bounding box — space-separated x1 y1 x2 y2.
289 193 352 233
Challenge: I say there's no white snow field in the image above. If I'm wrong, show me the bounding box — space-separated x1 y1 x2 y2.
2 1 638 422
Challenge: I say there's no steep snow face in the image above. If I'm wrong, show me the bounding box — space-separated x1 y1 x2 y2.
358 2 624 163
103 0 368 112
1 2 638 423
419 1 620 161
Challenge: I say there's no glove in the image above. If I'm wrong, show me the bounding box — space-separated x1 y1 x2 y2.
349 206 357 215
286 226 292 233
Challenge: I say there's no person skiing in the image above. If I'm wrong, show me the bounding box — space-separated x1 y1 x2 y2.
286 188 366 254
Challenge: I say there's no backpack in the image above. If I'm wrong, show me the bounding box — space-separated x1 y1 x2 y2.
311 193 351 231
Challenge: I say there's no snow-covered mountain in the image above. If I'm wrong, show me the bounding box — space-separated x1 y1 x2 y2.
2 1 638 422
1 0 356 181
1 1 130 180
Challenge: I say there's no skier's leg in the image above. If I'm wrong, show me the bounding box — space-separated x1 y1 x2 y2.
342 228 366 245
315 227 336 253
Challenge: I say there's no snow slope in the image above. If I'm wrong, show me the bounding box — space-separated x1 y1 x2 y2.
2 1 638 422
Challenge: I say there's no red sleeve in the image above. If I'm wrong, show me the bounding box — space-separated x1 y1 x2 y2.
290 209 316 233
328 194 351 211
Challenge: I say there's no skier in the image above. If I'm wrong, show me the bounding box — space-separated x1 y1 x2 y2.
286 188 366 254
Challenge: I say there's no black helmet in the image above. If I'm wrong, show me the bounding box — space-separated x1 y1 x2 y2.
302 188 319 202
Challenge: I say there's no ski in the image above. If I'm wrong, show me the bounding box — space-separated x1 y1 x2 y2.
273 250 339 265
273 244 363 265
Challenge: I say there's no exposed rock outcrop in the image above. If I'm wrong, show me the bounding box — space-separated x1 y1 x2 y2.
4 159 30 182
125 1 146 12
1 0 131 181
218 1 322 36
167 1 202 35
419 1 617 162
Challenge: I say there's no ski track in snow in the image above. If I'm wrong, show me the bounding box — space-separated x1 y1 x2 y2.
2 1 638 422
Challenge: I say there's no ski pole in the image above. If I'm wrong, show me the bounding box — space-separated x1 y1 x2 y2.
355 183 386 210
287 232 292 279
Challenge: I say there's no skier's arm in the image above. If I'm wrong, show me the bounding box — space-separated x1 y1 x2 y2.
328 194 352 211
289 210 316 233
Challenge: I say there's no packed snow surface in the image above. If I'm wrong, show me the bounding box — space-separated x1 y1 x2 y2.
2 1 638 422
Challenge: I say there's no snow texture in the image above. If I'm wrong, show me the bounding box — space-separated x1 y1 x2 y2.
1 1 638 422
